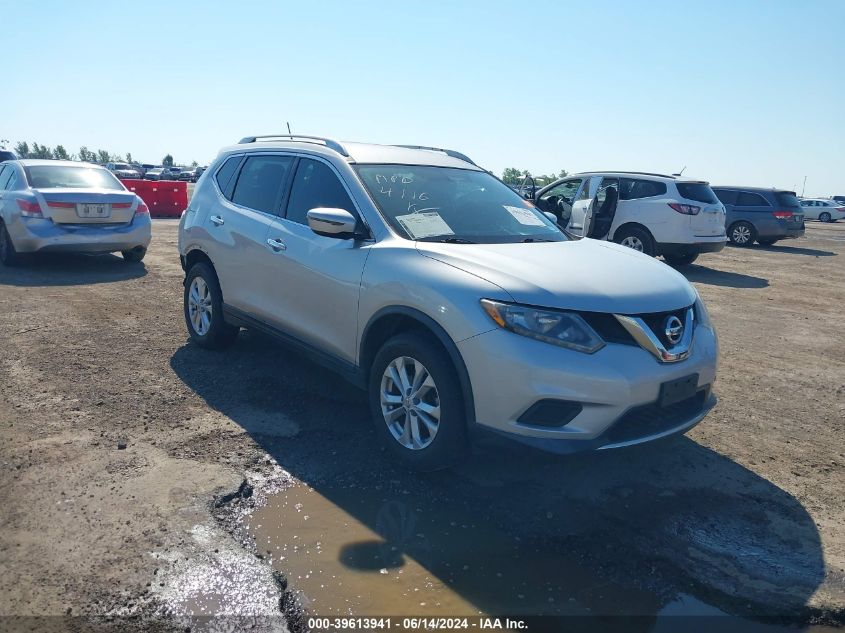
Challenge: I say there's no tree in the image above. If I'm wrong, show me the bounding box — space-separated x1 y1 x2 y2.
501 167 524 185
14 142 30 158
96 149 111 164
558 169 568 179
125 152 133 164
162 154 174 167
30 142 53 159
53 145 70 160
190 160 198 167
78 146 96 163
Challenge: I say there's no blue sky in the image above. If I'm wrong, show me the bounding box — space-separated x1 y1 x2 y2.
3 0 843 196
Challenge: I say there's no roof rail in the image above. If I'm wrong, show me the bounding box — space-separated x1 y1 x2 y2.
393 145 477 166
576 170 676 179
238 135 349 157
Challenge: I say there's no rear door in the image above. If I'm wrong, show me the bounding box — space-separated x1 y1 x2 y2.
568 176 600 237
263 157 372 363
800 200 818 220
204 153 295 319
675 181 724 237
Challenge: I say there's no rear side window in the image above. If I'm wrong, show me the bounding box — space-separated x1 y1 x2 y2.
0 166 7 189
230 155 293 214
736 192 770 207
285 158 356 226
215 156 242 200
620 178 667 200
676 182 719 204
775 192 801 208
713 189 737 205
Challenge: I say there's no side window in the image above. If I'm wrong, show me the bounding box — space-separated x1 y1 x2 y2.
620 178 667 200
538 179 582 216
577 177 595 201
0 166 7 189
736 192 769 207
714 189 737 205
285 158 356 226
230 155 293 214
215 155 243 200
4 170 18 191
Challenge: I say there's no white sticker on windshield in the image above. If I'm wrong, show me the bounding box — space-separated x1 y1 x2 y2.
503 205 546 226
395 212 455 239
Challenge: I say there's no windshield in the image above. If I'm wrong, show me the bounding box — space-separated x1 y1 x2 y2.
113 163 130 170
355 165 565 243
25 165 125 190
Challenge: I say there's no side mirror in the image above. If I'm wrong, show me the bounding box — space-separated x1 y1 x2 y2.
543 211 558 224
307 207 358 239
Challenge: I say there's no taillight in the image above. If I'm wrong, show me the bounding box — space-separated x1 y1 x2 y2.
772 210 793 219
16 198 43 217
46 201 76 208
134 201 149 216
668 202 700 215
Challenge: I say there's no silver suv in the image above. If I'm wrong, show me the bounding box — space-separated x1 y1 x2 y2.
178 135 719 470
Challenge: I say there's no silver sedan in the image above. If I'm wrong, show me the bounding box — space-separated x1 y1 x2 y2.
0 159 151 265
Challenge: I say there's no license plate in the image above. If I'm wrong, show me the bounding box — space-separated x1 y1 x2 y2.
78 204 109 218
659 374 699 407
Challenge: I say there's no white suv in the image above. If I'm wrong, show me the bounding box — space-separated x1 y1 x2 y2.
531 172 727 266
178 137 718 470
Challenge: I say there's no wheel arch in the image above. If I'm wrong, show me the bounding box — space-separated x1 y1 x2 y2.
611 221 655 243
359 306 476 426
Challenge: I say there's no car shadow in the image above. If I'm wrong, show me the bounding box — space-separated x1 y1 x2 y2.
170 331 826 622
681 264 769 289
0 252 147 287
754 244 836 257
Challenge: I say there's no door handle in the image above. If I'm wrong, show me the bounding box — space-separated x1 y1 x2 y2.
267 237 286 252
210 215 224 226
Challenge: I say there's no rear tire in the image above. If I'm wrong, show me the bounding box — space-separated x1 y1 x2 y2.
819 212 832 223
728 221 756 246
663 252 699 267
183 262 240 349
757 238 778 246
121 246 147 262
368 332 468 471
0 220 23 267
614 226 656 257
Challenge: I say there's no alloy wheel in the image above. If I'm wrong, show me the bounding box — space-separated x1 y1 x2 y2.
732 225 751 244
187 277 213 336
620 236 644 252
380 356 441 450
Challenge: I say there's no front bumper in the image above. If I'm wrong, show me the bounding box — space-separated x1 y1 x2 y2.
7 215 152 254
458 323 718 453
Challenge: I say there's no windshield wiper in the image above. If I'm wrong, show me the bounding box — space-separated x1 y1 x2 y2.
434 237 477 244
522 237 554 242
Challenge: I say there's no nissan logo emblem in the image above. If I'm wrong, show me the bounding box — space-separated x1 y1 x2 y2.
664 315 684 346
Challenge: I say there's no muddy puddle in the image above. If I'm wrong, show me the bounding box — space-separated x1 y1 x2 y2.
246 483 835 629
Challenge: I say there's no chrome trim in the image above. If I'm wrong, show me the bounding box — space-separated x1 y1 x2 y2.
613 307 695 363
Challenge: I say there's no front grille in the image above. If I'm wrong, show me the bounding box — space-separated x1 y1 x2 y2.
581 312 636 346
602 388 708 444
635 305 692 348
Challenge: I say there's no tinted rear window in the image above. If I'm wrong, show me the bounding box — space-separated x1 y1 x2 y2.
215 156 242 199
736 192 770 207
676 182 719 204
620 178 667 200
25 165 124 190
775 192 801 208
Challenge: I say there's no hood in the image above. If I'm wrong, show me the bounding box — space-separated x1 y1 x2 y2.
416 238 696 314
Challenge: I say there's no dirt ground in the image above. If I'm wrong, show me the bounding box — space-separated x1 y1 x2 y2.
0 219 843 631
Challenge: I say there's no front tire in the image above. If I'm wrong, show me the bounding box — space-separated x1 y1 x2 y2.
819 212 832 223
663 252 699 267
368 332 468 471
183 263 239 349
614 226 656 256
728 221 756 246
0 220 23 267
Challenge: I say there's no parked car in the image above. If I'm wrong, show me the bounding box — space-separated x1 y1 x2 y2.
144 167 164 181
105 162 142 179
178 135 718 470
712 187 805 246
801 198 845 223
160 167 182 181
532 171 726 266
0 159 151 265
0 150 17 162
832 195 845 204
178 168 201 182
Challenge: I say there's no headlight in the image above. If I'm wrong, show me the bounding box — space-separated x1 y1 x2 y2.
693 288 712 328
480 299 605 354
